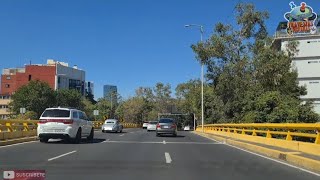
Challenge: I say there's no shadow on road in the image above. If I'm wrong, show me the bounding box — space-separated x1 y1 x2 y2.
47 138 106 144
158 135 185 138
101 131 127 134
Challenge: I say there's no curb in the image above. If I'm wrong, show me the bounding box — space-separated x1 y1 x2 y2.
194 131 320 173
0 136 38 146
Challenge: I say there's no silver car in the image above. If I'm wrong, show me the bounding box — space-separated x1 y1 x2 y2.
156 118 177 137
102 119 123 133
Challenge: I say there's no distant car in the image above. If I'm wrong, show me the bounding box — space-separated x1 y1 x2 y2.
37 107 94 144
142 122 149 129
184 125 190 131
147 121 157 131
156 118 177 137
102 119 123 133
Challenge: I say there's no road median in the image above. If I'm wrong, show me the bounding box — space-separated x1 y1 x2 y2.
194 131 320 173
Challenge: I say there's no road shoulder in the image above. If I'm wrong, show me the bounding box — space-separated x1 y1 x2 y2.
193 131 320 174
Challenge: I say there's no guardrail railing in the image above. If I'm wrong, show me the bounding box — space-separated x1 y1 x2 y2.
198 123 320 144
0 120 140 141
0 120 140 132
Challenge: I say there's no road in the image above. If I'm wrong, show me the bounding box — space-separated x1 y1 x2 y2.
0 128 319 180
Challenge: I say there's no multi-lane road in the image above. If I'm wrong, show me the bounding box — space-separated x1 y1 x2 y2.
0 128 319 180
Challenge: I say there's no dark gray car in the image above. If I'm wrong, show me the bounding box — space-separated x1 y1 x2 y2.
156 118 177 137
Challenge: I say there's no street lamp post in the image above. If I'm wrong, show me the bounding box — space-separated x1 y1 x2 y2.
185 24 205 132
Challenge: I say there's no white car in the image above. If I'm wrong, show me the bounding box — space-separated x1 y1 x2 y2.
147 121 157 131
102 119 123 133
37 107 94 143
142 122 149 129
184 126 191 131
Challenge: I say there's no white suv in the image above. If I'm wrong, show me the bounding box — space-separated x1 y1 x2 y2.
37 107 94 143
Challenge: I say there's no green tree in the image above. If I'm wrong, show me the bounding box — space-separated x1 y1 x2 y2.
10 80 56 118
189 3 319 123
55 89 84 109
85 91 97 104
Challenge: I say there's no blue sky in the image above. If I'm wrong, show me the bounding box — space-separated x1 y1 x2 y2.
0 0 319 99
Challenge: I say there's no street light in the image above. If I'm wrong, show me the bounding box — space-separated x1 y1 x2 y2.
185 24 205 133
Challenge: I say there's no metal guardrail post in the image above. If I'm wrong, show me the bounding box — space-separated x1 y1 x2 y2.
252 129 257 136
23 122 29 131
286 131 293 141
315 133 320 144
5 122 13 132
266 130 272 138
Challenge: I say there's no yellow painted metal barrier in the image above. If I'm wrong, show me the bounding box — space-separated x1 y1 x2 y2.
0 120 140 141
92 121 141 129
197 123 320 156
197 123 320 144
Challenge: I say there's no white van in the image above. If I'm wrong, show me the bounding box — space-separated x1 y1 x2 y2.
37 107 94 143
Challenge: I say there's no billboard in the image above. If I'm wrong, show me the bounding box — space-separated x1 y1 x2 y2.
284 2 318 35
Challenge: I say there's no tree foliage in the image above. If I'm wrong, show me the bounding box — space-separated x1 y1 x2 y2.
10 80 56 118
186 3 319 123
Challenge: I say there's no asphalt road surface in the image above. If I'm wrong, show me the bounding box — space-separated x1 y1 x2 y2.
0 128 319 180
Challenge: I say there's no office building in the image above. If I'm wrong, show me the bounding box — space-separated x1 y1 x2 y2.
0 94 11 119
1 59 86 95
103 85 117 101
273 2 320 113
85 81 94 95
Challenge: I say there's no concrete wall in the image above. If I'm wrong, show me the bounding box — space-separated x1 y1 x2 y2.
281 37 320 58
292 59 320 78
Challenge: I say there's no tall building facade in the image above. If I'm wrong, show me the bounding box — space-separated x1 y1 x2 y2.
85 81 94 95
103 85 117 101
0 94 11 119
273 2 320 113
1 59 86 95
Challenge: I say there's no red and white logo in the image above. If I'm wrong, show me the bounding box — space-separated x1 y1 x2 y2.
3 171 15 179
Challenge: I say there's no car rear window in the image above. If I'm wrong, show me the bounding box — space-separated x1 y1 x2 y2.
105 121 115 124
41 109 70 117
159 119 174 123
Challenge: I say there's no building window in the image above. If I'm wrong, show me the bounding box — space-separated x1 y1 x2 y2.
6 76 11 80
307 61 319 64
309 81 320 84
5 84 10 88
28 75 32 81
58 77 61 84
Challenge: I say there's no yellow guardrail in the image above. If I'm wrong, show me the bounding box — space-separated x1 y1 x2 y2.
92 121 141 129
198 123 320 144
0 120 140 141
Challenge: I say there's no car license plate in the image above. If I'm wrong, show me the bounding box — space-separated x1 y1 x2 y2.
163 126 169 129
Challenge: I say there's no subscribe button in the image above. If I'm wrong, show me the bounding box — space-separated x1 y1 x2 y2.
3 170 45 180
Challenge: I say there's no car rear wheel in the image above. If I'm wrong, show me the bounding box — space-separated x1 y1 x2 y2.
87 128 94 141
72 128 82 144
156 133 160 137
40 137 49 143
173 133 177 137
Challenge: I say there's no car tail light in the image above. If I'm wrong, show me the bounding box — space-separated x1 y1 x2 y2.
43 119 74 124
156 124 161 128
38 120 47 124
171 124 176 129
63 120 74 124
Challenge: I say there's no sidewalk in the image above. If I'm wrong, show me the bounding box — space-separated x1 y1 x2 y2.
194 131 320 173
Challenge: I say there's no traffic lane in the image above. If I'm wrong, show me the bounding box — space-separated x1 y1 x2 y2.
94 128 147 142
0 137 106 170
137 130 214 143
43 141 172 179
164 137 317 180
41 130 225 180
